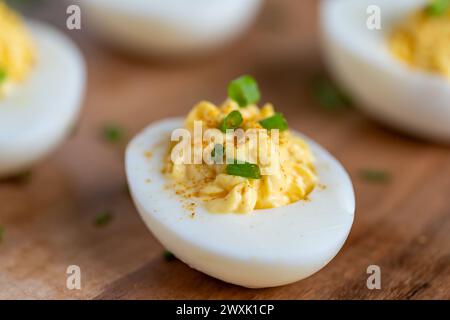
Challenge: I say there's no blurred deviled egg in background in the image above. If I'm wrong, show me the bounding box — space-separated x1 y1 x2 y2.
321 0 450 142
79 0 263 56
0 2 85 177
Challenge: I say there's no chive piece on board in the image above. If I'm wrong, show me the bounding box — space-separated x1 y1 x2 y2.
259 112 288 131
219 110 243 133
226 162 261 179
94 210 113 227
312 77 352 110
0 225 4 243
228 75 261 107
103 125 124 143
360 169 391 183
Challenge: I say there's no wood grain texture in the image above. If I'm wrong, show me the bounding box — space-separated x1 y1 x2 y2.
0 0 449 300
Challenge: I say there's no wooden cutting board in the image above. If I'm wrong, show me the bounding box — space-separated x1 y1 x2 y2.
0 0 449 299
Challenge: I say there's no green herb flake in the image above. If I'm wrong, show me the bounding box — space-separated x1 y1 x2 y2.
164 250 176 262
0 225 4 243
94 211 113 227
259 112 288 131
102 125 124 143
219 110 243 133
211 144 224 162
228 75 261 108
312 77 352 111
360 169 391 183
0 69 7 83
226 162 261 179
426 0 450 16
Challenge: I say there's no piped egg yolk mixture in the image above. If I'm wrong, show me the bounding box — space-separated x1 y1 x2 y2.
164 77 317 214
390 2 450 78
0 1 35 95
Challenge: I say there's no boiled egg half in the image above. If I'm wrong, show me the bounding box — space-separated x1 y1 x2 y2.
0 4 85 177
80 0 263 56
321 0 450 142
126 116 355 288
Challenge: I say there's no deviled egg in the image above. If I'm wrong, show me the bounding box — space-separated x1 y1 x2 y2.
321 0 450 142
126 76 355 288
0 2 85 177
80 0 263 56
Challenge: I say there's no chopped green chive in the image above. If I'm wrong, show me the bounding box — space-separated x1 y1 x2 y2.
0 225 4 243
226 162 261 179
164 250 176 261
94 210 113 227
102 125 124 143
259 112 288 131
0 69 7 83
211 144 224 162
219 110 243 133
360 169 391 183
312 77 352 111
228 75 261 107
426 0 450 16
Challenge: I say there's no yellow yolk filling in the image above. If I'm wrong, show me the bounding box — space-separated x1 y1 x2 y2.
0 1 35 95
164 100 317 214
390 7 450 78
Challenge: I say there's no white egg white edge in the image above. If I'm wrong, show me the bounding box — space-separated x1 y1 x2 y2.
126 118 355 288
0 20 86 177
320 0 450 142
79 0 262 54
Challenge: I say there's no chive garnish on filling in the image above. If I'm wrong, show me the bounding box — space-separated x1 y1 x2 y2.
426 0 450 16
227 75 261 107
259 112 288 131
226 162 261 179
0 69 7 83
211 144 224 162
218 110 243 133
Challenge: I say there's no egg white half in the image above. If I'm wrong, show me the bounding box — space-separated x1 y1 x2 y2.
0 21 85 177
321 0 450 142
126 118 355 288
80 0 262 55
